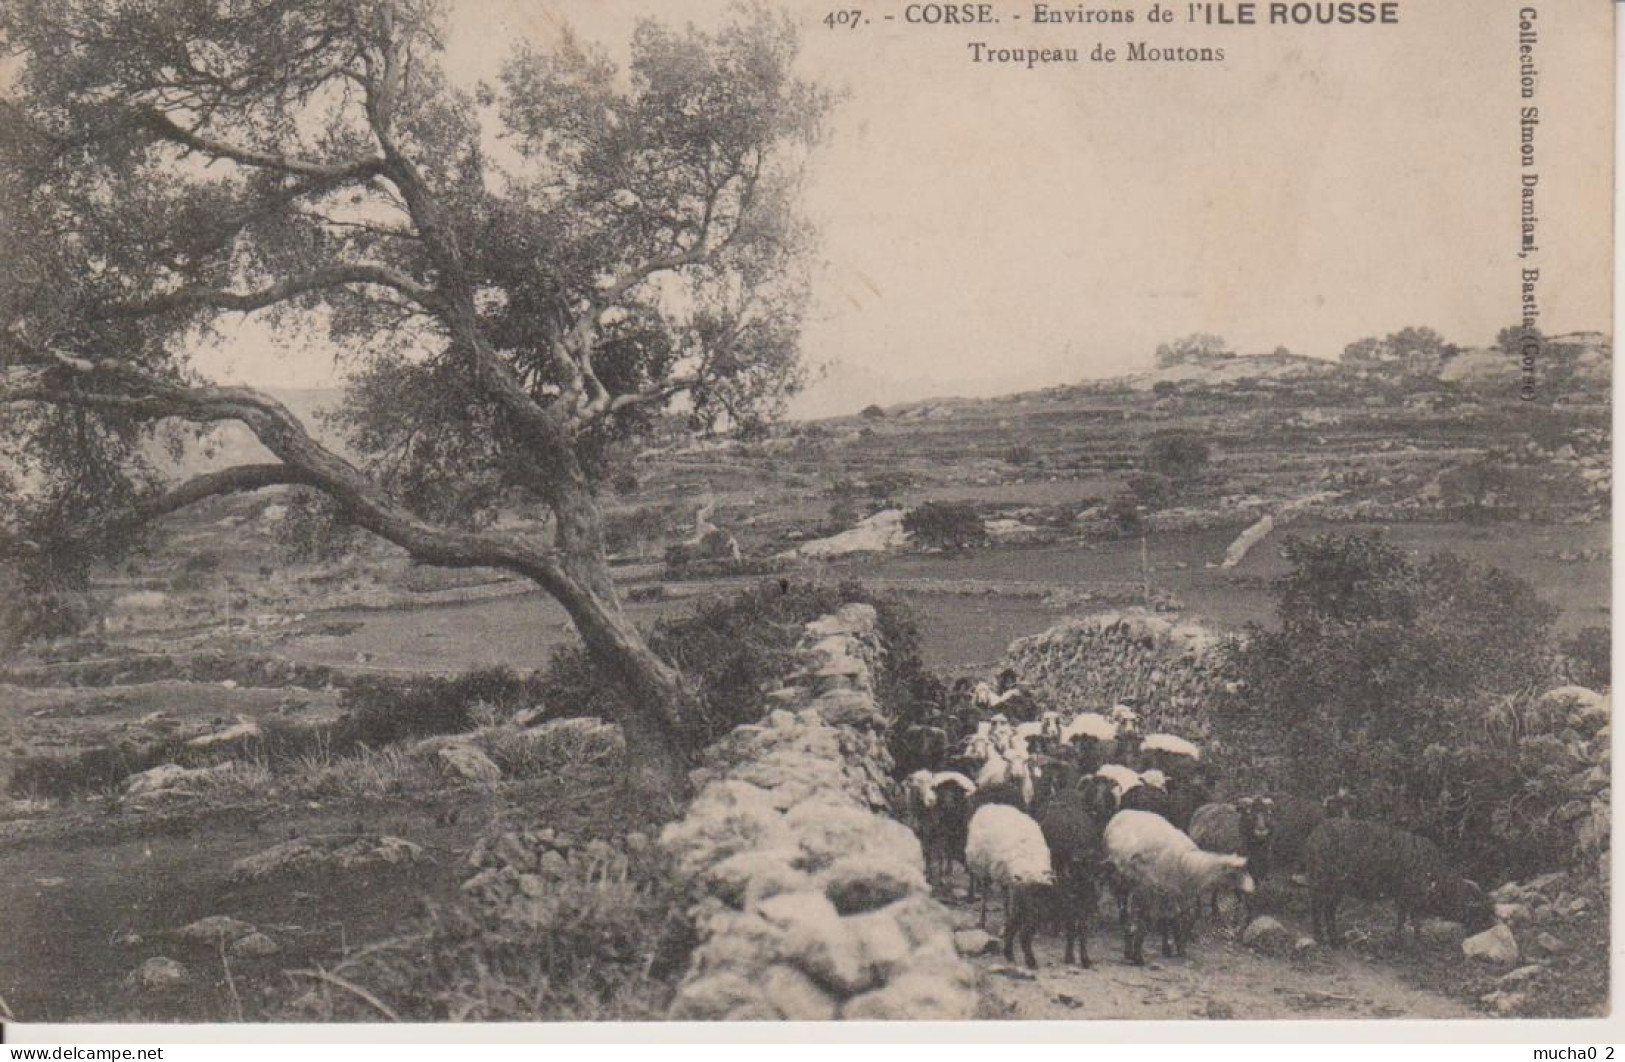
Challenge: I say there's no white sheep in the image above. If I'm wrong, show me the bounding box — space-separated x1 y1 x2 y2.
966 803 1055 966
1142 733 1202 761
973 681 999 708
1014 720 1045 744
1104 809 1254 964
1109 703 1140 729
1095 763 1144 796
1061 712 1117 744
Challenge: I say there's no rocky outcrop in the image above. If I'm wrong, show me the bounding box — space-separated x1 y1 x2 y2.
661 603 978 1020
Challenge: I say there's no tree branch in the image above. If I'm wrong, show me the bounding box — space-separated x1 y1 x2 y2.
93 264 441 320
0 355 577 592
142 111 387 182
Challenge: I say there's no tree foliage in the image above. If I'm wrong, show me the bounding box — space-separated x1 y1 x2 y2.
1224 532 1574 877
0 0 833 791
1153 333 1230 368
1142 431 1209 485
902 500 986 552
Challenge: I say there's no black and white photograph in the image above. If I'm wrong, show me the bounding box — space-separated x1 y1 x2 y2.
0 0 1613 1033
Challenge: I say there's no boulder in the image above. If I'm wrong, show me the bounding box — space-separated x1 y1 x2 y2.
1498 964 1545 985
1494 903 1529 925
755 891 871 996
1479 989 1528 1016
434 744 503 783
1463 923 1520 965
808 689 887 731
1418 918 1466 946
660 780 793 877
954 928 999 957
704 848 813 910
186 720 262 749
125 957 189 992
124 763 230 797
229 932 281 958
231 839 322 880
818 853 928 915
669 971 778 1021
840 972 978 1020
761 964 839 1021
1241 916 1293 952
1532 931 1568 956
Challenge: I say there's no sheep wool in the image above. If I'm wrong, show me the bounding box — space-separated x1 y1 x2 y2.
904 769 939 809
1062 712 1117 743
1096 763 1143 795
1105 809 1250 902
967 804 1054 887
1142 733 1202 760
931 771 976 795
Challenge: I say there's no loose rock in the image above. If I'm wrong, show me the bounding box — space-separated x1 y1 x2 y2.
1463 923 1520 965
125 957 189 992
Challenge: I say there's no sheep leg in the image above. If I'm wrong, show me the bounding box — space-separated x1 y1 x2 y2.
1123 890 1146 965
978 877 989 929
1003 889 1038 970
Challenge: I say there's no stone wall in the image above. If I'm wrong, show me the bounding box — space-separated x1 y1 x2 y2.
660 603 979 1020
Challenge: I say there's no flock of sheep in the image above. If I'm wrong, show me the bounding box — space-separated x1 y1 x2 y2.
897 675 1498 969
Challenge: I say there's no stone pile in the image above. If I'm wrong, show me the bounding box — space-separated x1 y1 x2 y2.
660 603 978 1020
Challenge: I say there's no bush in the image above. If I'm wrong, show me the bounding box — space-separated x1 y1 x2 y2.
902 501 986 552
1143 432 1210 484
1105 493 1144 535
860 404 886 419
1561 626 1610 689
1004 444 1037 466
1222 532 1570 879
540 579 931 747
338 667 548 747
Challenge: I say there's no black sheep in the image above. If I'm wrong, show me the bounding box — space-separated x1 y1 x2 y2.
1188 796 1275 925
1303 818 1495 946
923 779 973 889
1038 791 1106 967
1268 788 1356 876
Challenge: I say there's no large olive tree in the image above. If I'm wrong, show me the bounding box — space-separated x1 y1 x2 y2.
0 0 829 799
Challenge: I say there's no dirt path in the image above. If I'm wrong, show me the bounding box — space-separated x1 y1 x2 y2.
941 897 1478 1021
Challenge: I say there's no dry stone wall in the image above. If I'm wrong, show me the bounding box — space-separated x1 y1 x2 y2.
660 603 979 1020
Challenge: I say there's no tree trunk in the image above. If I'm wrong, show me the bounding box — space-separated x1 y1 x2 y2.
548 473 697 809
558 578 697 809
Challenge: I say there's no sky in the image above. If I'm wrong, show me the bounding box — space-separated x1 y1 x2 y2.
204 0 1615 415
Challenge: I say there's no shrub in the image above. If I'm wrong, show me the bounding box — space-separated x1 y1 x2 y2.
1222 532 1570 879
1561 626 1610 689
1004 444 1037 466
1105 493 1144 535
1143 432 1211 484
902 501 986 552
865 472 913 502
541 579 930 747
860 404 885 419
338 667 548 747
